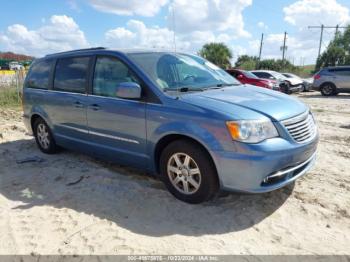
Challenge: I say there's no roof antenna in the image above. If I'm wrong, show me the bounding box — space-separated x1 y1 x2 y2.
171 4 177 52
171 3 180 99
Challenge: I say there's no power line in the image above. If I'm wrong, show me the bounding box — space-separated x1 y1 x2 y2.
308 24 347 61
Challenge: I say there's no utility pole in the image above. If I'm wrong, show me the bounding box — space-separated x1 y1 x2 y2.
281 31 287 62
308 25 347 61
317 25 324 60
258 33 264 61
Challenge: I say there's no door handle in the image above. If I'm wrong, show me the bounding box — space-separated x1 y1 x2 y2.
89 104 100 111
73 101 84 108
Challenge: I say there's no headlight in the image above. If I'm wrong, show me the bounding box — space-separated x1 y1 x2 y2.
226 120 279 143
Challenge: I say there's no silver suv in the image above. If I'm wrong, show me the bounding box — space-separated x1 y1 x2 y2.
313 66 350 96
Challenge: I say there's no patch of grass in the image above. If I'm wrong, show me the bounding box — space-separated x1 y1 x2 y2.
314 109 325 113
0 86 22 109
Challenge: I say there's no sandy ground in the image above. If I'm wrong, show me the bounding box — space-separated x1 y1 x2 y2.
0 91 349 255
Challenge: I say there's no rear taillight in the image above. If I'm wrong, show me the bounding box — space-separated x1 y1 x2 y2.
314 74 321 80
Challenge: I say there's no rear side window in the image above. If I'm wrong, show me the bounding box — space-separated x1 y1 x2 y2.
318 69 329 75
329 68 350 76
253 72 272 79
54 57 90 93
26 60 52 89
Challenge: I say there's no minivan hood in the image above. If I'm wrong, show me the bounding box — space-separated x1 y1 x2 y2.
181 85 307 121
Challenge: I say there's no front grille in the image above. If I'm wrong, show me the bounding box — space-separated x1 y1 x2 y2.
282 111 317 143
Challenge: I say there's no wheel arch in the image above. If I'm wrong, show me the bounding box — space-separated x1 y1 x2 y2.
153 134 219 179
29 106 53 132
30 113 46 133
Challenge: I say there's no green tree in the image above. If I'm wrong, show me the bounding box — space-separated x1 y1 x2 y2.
234 55 298 72
198 43 233 69
316 25 350 70
235 55 258 70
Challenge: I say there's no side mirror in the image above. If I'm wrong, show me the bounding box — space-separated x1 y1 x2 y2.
116 82 142 99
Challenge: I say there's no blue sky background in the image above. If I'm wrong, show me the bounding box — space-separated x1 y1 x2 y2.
0 0 349 65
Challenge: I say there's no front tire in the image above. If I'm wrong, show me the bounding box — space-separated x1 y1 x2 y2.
281 82 290 94
320 83 336 96
33 118 58 154
159 140 219 204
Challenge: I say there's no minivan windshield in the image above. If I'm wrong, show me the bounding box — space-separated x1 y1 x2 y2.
128 52 240 92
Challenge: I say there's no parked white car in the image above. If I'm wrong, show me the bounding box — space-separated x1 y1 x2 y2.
9 61 24 71
282 73 311 92
251 70 302 94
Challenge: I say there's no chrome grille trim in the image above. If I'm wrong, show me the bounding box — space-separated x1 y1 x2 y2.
262 152 317 184
282 111 317 143
282 110 309 125
286 117 310 130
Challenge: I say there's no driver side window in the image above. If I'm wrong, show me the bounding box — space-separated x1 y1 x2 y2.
93 56 139 97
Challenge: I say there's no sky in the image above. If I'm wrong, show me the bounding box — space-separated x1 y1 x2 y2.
0 0 349 65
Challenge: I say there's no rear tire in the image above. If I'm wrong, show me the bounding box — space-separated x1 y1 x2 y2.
159 139 219 204
33 118 58 154
320 83 336 96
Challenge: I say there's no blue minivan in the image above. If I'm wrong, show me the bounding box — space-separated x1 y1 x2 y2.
23 48 318 203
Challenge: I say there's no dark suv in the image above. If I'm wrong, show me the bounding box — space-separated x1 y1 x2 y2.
313 66 350 96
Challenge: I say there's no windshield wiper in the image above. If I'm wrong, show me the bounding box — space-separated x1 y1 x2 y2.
164 83 239 93
198 83 240 90
164 87 204 93
215 83 240 87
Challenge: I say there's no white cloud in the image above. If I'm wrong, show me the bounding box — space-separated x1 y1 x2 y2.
169 0 252 38
0 15 89 57
105 20 186 50
105 20 236 53
257 22 268 30
284 0 350 27
282 0 350 64
89 0 168 17
245 0 350 65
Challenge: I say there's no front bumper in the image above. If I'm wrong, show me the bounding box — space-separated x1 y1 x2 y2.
260 152 316 190
289 84 303 93
212 135 318 193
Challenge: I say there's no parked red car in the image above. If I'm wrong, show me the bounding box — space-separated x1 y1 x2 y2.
226 69 280 91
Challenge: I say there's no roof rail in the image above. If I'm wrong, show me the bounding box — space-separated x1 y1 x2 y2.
45 47 106 57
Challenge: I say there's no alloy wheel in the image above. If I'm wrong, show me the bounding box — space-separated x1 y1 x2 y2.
167 153 202 195
37 123 50 149
322 85 333 95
